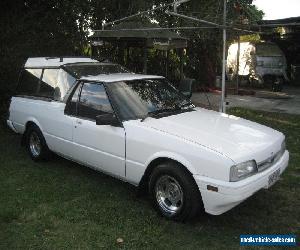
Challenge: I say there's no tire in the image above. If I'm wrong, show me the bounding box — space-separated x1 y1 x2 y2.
25 125 50 161
149 162 203 222
248 77 257 87
272 77 284 92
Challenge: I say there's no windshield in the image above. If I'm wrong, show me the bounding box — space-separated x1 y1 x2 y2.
256 44 283 56
107 79 192 121
64 63 129 78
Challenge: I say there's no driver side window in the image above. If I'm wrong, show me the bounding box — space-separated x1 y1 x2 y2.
77 83 113 121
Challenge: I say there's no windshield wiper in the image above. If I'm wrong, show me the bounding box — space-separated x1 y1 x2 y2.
140 101 195 122
178 100 194 108
141 107 181 122
141 102 195 122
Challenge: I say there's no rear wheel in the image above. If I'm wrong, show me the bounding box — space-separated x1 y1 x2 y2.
272 77 284 92
26 125 50 161
149 162 203 222
249 76 261 88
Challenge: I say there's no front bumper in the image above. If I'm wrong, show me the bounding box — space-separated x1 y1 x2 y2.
194 150 289 215
7 120 18 133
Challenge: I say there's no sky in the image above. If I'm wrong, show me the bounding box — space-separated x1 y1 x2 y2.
253 0 300 20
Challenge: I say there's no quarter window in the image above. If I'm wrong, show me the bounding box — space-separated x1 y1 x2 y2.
16 69 42 95
38 69 59 98
78 83 113 120
16 68 76 101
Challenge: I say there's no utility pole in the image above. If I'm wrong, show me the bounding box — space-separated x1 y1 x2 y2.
236 35 241 94
220 0 227 113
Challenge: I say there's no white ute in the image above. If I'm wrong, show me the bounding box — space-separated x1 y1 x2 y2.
7 57 289 221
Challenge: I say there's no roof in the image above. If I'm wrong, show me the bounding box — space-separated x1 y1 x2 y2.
90 21 188 49
92 21 186 40
25 57 99 68
80 73 164 83
258 16 300 25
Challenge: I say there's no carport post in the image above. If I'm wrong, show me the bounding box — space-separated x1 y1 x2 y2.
165 50 170 78
143 46 148 74
179 48 184 80
220 0 227 113
236 35 240 94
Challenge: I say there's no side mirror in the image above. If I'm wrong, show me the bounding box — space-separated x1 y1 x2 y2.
181 91 192 98
96 113 121 127
179 78 194 98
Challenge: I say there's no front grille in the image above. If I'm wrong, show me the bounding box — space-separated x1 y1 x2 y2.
257 144 285 172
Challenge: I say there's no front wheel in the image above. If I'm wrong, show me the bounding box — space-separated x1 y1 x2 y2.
149 162 203 222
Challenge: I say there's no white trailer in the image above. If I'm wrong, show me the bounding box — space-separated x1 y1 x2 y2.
226 42 288 90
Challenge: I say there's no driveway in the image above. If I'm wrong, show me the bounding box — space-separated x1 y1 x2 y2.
191 86 300 115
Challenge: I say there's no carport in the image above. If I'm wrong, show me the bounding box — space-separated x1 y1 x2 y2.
89 0 261 113
90 1 300 114
90 20 188 79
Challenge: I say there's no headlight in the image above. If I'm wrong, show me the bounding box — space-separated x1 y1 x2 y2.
281 140 286 153
230 160 258 182
277 139 286 160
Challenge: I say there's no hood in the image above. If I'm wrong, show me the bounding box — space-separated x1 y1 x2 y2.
141 108 284 163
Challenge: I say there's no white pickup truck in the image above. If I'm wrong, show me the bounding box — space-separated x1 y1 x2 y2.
7 57 289 221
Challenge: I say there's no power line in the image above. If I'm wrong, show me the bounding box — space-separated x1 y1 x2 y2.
93 26 219 33
102 2 175 29
165 11 262 34
253 22 300 28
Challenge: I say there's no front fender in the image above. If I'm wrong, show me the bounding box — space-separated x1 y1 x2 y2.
145 151 197 175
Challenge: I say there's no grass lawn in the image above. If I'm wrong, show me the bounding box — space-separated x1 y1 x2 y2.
0 108 299 249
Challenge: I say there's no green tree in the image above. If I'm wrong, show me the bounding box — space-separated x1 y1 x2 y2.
0 0 92 100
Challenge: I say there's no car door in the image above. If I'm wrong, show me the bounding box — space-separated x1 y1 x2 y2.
68 82 126 178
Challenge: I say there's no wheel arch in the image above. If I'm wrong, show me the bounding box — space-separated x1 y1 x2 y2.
137 154 196 194
21 119 43 145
